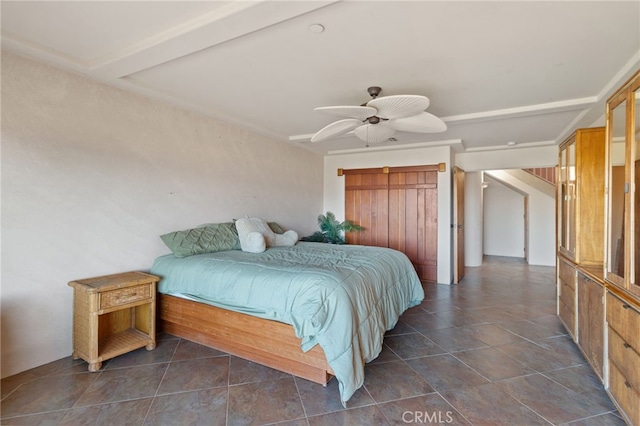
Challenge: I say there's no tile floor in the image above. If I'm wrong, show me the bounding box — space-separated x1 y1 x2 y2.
1 256 624 425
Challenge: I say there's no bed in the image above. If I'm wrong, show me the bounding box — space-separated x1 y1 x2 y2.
150 240 424 404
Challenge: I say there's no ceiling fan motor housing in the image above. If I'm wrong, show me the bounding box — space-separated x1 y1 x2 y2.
367 86 382 98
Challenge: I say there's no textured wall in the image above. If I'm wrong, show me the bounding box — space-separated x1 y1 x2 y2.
1 51 323 377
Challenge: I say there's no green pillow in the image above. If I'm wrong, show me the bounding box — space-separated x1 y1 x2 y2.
160 222 241 257
268 222 285 234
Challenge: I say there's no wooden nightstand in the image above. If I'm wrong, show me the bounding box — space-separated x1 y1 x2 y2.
68 271 159 372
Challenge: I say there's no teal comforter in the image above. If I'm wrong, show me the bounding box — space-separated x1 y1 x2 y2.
151 242 424 403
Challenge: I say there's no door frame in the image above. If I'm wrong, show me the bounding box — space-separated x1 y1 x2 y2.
453 166 465 284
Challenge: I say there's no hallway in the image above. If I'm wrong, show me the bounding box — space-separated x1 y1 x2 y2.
1 256 622 425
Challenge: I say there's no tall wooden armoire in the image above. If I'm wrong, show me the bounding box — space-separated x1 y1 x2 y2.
341 164 441 282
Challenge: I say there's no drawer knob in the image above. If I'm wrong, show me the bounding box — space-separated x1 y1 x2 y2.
625 381 632 389
622 304 631 309
623 342 632 349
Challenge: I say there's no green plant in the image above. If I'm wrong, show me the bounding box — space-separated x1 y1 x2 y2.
301 211 364 244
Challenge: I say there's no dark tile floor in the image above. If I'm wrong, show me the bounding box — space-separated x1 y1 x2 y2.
1 256 624 425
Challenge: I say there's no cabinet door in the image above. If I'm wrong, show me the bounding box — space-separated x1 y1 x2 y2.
577 272 604 379
558 139 577 259
606 70 640 296
632 80 640 291
606 93 628 287
558 146 569 253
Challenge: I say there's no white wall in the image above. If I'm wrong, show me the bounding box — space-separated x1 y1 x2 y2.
484 170 556 266
456 146 557 267
1 52 324 378
464 171 484 267
483 179 526 258
323 145 453 284
456 146 558 171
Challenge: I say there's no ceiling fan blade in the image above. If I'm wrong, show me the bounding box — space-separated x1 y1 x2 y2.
387 112 447 133
311 119 361 142
367 95 430 119
314 105 377 120
354 124 397 144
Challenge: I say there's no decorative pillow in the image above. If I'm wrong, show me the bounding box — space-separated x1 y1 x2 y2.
241 231 267 253
268 222 285 234
160 222 240 257
275 230 298 247
235 217 298 253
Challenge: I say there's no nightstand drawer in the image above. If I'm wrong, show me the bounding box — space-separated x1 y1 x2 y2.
99 283 152 310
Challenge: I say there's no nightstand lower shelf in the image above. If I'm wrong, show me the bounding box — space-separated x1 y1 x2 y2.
99 328 155 357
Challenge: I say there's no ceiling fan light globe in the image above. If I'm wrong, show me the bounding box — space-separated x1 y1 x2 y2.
354 124 396 144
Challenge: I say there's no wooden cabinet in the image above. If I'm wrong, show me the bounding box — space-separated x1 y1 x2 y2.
557 127 606 265
605 69 640 297
558 257 577 337
556 127 607 384
342 164 441 282
577 268 605 379
606 291 640 426
68 271 158 371
604 69 640 426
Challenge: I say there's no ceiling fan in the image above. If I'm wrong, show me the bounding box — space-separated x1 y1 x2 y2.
311 86 447 144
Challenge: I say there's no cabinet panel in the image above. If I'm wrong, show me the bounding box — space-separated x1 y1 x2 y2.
607 292 640 352
558 258 577 337
577 270 604 379
609 360 640 426
608 327 640 390
606 291 640 425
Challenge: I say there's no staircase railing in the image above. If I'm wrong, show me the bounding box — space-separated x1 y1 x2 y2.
523 167 556 186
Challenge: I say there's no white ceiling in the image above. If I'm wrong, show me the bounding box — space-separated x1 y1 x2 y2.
2 1 639 156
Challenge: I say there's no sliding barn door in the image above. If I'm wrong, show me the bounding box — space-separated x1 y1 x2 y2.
343 165 439 282
344 169 389 247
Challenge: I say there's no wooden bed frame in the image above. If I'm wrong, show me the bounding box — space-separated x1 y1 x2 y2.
158 294 334 385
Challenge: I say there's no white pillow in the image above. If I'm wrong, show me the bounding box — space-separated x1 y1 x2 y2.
235 217 269 253
242 231 266 253
276 230 299 247
235 217 298 253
